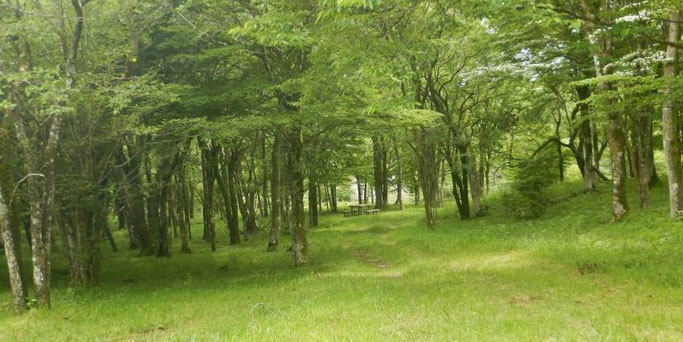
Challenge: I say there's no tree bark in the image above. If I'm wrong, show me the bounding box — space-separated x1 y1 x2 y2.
308 176 319 227
120 140 153 255
268 129 281 251
577 86 596 191
392 135 404 210
226 149 241 243
289 126 307 266
662 9 683 218
356 176 363 204
13 115 58 308
630 113 651 208
330 185 338 213
176 171 192 253
414 128 437 228
199 138 216 251
583 0 628 221
0 188 28 314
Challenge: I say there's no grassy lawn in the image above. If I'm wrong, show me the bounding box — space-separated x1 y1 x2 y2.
1 181 683 341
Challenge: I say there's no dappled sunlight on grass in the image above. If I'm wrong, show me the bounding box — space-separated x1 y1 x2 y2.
449 251 536 272
1 181 683 340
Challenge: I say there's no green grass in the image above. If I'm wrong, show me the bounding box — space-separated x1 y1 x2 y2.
2 180 683 341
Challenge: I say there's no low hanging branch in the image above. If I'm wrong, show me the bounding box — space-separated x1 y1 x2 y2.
531 137 610 181
9 173 45 204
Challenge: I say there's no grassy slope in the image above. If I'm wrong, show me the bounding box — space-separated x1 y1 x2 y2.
1 180 683 341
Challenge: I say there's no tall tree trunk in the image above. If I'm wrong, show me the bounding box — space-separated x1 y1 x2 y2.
330 185 338 213
583 0 628 221
630 113 651 208
372 135 385 209
156 180 171 257
308 176 319 228
13 116 58 308
268 129 281 251
356 176 363 204
318 184 323 213
414 128 437 228
0 188 28 314
199 138 216 251
235 158 257 237
577 86 596 191
592 122 601 176
261 137 269 218
176 172 192 253
227 150 241 243
282 181 291 235
216 153 237 245
605 112 629 221
662 9 683 218
155 146 188 257
646 118 660 187
289 126 307 266
468 155 483 217
392 136 404 210
120 140 152 255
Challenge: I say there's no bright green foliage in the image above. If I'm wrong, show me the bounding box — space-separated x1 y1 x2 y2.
2 0 683 333
503 150 560 219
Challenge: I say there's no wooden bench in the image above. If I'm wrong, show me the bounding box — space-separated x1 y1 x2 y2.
342 210 353 217
365 209 380 215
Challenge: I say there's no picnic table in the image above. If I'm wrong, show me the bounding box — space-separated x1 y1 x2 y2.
347 203 372 216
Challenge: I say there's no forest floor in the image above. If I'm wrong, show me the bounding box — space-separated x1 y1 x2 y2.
2 180 683 341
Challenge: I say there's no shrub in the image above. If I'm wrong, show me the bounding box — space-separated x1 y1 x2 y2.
503 150 558 219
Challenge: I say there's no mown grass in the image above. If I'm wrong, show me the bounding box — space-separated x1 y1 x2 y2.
1 179 683 341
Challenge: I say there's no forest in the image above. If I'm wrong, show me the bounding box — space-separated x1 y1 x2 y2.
1 0 683 340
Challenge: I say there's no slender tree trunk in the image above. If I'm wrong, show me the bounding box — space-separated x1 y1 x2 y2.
235 158 257 237
261 136 269 218
318 184 323 213
373 136 384 209
392 136 404 210
102 218 118 253
14 116 58 308
592 122 601 176
227 150 241 243
356 176 363 204
577 86 596 190
156 180 172 257
114 189 126 231
169 183 179 239
646 118 660 187
468 156 483 217
289 126 307 266
56 196 83 286
662 9 683 218
415 128 437 228
330 185 338 213
282 181 291 235
268 129 281 251
605 113 629 221
155 146 187 257
582 0 628 220
176 172 192 253
121 141 152 255
631 113 651 208
216 154 237 245
199 139 217 250
0 189 28 314
308 176 319 227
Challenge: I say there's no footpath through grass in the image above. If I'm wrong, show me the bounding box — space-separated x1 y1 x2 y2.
1 181 683 341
